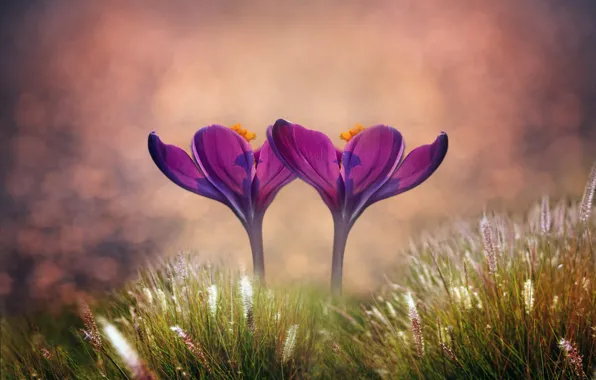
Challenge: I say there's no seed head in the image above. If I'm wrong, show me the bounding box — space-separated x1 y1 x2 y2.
282 324 299 364
207 284 218 317
579 162 596 223
171 326 212 374
102 320 155 379
559 338 586 379
523 279 534 314
406 292 424 356
480 217 497 276
540 196 551 234
239 276 254 331
78 299 102 351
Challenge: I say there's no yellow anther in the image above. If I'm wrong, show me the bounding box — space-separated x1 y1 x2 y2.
244 131 257 141
350 124 366 135
339 123 367 142
229 124 257 142
339 131 353 142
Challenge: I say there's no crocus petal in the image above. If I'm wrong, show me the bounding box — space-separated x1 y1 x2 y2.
335 147 343 165
267 119 343 212
252 139 296 214
340 125 404 223
368 131 448 204
192 125 256 223
147 132 228 203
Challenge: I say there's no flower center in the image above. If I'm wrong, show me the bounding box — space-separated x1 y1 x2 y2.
230 124 257 142
339 124 366 142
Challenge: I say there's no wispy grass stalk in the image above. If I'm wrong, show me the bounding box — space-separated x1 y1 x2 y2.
2 187 595 379
558 338 586 379
281 324 298 364
480 216 497 277
579 162 596 223
406 292 424 357
101 319 155 380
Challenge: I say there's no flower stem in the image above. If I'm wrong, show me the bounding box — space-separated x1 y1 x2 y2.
331 216 350 296
246 214 265 283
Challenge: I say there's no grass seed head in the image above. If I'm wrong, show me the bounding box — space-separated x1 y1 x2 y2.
406 292 424 356
480 217 497 276
579 162 596 223
282 324 299 364
558 338 586 379
523 279 535 314
77 299 102 351
102 319 155 379
207 284 218 317
541 196 551 234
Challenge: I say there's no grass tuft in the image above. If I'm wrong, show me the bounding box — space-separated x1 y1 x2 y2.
2 184 595 378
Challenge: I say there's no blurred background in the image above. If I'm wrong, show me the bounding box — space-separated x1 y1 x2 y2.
1 0 595 313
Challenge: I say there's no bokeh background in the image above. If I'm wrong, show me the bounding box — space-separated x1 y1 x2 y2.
1 0 595 314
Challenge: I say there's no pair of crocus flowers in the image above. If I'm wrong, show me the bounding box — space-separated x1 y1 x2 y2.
148 119 448 295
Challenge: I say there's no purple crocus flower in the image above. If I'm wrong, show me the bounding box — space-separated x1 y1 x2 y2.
148 124 296 281
267 119 448 295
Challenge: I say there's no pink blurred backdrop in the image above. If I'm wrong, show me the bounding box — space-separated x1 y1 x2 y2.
0 0 595 312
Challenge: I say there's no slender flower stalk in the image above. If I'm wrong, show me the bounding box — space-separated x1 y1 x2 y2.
207 284 218 318
331 216 350 293
282 324 299 364
267 119 448 295
523 279 534 314
554 201 566 237
239 276 253 317
173 252 188 281
437 318 457 364
451 286 472 310
148 124 295 281
156 289 167 311
239 275 255 332
541 196 551 234
102 320 155 380
579 162 596 223
78 299 102 352
143 288 153 305
171 326 212 375
480 217 497 276
473 291 483 309
558 338 586 378
386 301 397 318
406 293 424 357
440 343 457 362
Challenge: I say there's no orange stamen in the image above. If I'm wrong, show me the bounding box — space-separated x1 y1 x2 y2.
244 131 257 141
229 124 257 142
339 123 367 142
339 131 352 141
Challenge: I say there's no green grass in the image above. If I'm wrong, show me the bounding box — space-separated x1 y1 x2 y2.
2 192 595 379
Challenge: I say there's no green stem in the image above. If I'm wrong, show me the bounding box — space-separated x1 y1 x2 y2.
331 216 351 296
246 214 265 283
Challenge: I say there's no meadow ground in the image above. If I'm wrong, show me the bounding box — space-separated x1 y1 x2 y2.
1 171 595 379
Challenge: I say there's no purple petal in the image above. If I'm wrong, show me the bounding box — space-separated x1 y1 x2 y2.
368 131 448 204
340 125 405 222
147 132 227 203
252 139 296 214
267 119 343 213
192 125 256 223
335 147 343 165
